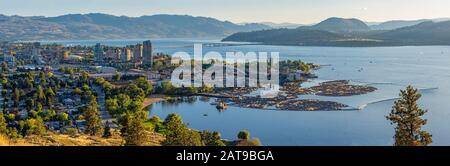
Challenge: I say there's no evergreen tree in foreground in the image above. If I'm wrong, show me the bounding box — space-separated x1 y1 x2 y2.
162 114 203 146
103 121 112 138
83 97 102 136
122 111 148 146
386 85 432 146
0 113 7 135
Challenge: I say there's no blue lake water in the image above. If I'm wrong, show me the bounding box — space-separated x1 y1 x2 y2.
45 39 450 145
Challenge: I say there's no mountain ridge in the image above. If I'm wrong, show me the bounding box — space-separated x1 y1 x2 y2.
223 17 450 46
303 17 371 33
0 13 271 41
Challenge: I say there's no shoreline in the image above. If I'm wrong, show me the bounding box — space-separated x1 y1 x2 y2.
143 95 165 108
204 80 378 111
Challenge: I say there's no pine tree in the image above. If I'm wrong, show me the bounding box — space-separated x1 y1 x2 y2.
103 121 112 138
36 85 46 103
13 88 21 108
122 111 148 146
162 114 203 146
83 97 102 136
386 85 432 146
201 130 225 146
0 112 7 135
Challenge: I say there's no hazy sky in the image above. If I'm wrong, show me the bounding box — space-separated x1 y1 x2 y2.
1 0 449 24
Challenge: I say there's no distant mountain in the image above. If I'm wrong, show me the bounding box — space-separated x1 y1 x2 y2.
303 17 371 33
223 28 346 46
259 22 303 29
432 18 450 22
369 19 430 30
223 18 450 46
369 18 450 30
0 13 271 41
371 21 450 45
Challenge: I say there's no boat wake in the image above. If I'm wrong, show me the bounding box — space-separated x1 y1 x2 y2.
355 86 438 110
356 98 400 110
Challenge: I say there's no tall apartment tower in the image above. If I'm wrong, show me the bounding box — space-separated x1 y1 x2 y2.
121 48 132 62
133 44 143 61
143 40 153 66
31 42 41 57
94 43 104 62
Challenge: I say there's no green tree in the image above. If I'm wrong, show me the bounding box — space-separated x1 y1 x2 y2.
107 94 133 116
186 86 198 95
57 112 70 125
36 102 43 112
81 71 89 82
299 62 311 74
19 118 46 136
149 116 163 132
39 71 47 84
386 85 432 146
160 80 175 94
200 85 214 93
36 85 46 102
126 84 146 102
162 114 203 146
6 114 15 122
25 98 35 110
95 77 106 85
105 98 120 115
122 112 148 146
29 110 38 119
13 88 21 108
46 88 56 106
47 71 54 78
40 109 56 122
73 88 82 96
83 97 102 135
134 77 153 95
152 61 164 71
103 122 112 138
113 73 121 81
6 127 21 139
25 77 34 89
238 130 250 140
201 130 225 146
0 113 7 135
0 77 8 87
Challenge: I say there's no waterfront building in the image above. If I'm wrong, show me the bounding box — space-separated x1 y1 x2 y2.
143 40 153 66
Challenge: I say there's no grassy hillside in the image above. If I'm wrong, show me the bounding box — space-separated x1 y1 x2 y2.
0 132 164 146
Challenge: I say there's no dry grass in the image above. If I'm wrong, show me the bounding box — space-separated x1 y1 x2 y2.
0 132 165 146
0 135 33 146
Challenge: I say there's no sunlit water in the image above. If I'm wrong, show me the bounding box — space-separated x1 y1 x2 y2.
44 39 450 145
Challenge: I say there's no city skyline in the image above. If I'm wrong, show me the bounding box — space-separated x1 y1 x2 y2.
1 0 450 24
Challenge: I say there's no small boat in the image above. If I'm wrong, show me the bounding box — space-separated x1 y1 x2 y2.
216 101 228 110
